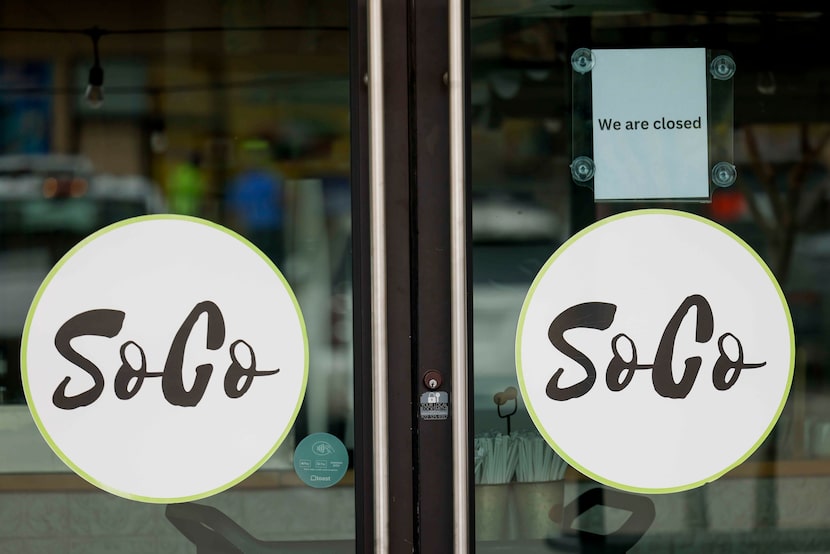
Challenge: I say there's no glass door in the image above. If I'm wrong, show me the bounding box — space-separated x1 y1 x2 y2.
469 3 830 552
0 1 364 551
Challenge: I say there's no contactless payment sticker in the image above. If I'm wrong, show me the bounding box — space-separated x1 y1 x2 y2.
294 432 349 488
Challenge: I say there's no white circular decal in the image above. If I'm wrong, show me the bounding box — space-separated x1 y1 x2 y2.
22 216 308 502
516 209 794 493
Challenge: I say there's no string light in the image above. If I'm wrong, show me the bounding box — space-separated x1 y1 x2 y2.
0 25 347 107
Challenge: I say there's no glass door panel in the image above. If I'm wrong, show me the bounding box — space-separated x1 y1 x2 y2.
470 4 830 551
0 1 356 551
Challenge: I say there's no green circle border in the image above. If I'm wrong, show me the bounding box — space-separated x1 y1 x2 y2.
515 208 796 495
20 214 310 504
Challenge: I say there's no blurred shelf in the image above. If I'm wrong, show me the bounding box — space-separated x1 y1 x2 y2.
561 458 830 484
0 468 355 493
7 458 830 493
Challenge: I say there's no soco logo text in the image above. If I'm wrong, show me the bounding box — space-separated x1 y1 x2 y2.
52 300 280 410
546 294 765 401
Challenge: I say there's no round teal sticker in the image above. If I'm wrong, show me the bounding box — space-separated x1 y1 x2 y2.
293 433 348 488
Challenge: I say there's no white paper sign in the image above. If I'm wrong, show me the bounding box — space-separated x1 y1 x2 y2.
516 210 793 493
22 216 308 502
591 48 709 200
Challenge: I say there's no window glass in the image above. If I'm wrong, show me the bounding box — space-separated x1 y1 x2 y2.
0 1 354 550
471 5 830 550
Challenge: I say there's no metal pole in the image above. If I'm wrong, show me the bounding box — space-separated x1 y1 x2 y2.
367 0 389 552
449 0 469 551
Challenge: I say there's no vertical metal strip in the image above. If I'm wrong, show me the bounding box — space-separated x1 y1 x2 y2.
367 0 389 552
449 0 469 551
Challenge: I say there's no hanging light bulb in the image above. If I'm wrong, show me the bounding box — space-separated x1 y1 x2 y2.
150 121 168 153
756 16 777 96
85 29 105 109
756 70 777 96
85 66 104 108
149 90 168 153
488 70 522 100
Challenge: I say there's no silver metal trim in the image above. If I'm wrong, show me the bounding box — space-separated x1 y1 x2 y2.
368 0 389 552
449 0 469 551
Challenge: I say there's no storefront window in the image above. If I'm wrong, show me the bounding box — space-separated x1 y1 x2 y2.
472 6 830 551
0 1 354 550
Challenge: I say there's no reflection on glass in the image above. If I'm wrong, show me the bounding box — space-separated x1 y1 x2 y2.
0 0 354 549
472 5 830 552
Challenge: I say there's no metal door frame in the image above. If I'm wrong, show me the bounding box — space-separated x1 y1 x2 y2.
352 0 472 551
